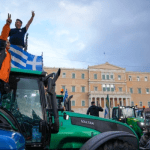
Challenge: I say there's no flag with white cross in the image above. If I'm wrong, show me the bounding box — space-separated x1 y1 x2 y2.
9 45 43 71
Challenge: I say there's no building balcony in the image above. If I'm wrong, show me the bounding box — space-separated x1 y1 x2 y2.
90 91 130 95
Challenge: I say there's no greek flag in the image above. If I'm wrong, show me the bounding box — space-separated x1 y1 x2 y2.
63 89 68 102
9 45 43 71
104 94 110 118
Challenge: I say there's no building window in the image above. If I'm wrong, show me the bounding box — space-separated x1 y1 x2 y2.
111 88 114 92
82 100 85 106
131 101 134 106
146 88 149 94
130 88 133 94
81 86 85 92
148 102 150 107
81 73 85 79
62 72 66 78
145 77 148 81
110 75 113 80
106 85 110 91
138 88 141 94
72 73 75 79
102 75 105 80
94 74 97 79
137 76 140 81
72 86 75 92
71 100 75 106
118 75 121 80
139 101 142 107
102 84 106 91
106 74 109 80
129 76 132 81
119 87 122 92
62 86 65 91
111 85 114 92
94 87 98 91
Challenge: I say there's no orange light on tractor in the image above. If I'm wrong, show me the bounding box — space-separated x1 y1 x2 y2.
61 89 64 94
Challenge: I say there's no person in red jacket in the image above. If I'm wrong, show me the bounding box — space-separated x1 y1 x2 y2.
0 13 12 84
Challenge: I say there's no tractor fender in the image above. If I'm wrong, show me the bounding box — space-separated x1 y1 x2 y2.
80 131 138 150
0 129 25 150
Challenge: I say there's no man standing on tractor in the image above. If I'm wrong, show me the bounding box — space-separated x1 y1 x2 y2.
87 101 103 117
9 11 35 49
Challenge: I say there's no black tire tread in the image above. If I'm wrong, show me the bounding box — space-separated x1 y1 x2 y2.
96 139 136 150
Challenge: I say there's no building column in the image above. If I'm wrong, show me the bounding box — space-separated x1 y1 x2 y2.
104 97 106 108
130 98 131 106
121 98 123 106
89 95 92 107
117 98 119 105
99 97 101 106
126 98 128 106
113 97 115 107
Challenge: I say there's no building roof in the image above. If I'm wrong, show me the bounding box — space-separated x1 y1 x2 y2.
88 62 125 70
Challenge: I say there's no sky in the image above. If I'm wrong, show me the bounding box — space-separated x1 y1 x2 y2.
0 0 150 72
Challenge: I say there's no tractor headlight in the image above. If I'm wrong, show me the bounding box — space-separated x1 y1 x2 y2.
137 121 145 130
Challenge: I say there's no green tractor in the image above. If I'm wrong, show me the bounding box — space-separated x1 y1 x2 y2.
1 67 149 149
112 106 145 139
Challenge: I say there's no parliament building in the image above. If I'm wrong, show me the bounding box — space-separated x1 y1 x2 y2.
44 62 150 117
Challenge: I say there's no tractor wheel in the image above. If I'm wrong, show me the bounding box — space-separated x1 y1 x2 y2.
96 139 136 150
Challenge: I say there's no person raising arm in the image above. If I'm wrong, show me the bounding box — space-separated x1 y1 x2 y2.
9 11 35 49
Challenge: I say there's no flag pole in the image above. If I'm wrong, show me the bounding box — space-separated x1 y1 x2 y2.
42 52 43 71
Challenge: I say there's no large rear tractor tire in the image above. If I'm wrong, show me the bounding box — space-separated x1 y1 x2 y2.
96 139 137 150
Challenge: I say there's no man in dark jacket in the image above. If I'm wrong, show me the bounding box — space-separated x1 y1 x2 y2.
87 101 103 117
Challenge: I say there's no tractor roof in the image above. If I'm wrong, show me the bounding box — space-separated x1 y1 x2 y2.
11 68 46 76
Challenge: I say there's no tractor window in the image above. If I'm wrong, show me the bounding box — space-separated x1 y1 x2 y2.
16 78 43 119
112 108 119 119
56 96 64 108
122 107 135 118
0 77 43 143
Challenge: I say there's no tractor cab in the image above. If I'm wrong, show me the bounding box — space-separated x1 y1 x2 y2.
55 89 73 112
112 106 136 123
0 68 60 149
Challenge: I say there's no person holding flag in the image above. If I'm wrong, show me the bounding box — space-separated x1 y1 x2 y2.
104 94 110 118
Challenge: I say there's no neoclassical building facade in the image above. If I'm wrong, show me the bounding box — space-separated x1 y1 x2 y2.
44 62 150 117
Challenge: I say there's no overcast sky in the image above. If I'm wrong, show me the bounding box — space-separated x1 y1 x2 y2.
0 0 150 72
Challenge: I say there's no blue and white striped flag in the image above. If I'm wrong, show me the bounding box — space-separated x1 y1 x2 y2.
9 45 43 71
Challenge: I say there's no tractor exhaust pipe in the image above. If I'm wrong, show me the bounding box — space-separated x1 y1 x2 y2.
47 68 61 133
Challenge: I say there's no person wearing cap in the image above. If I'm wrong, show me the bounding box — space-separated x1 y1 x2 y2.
9 11 35 49
87 101 103 117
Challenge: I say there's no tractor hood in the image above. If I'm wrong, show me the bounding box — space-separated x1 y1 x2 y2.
61 111 138 138
136 117 144 122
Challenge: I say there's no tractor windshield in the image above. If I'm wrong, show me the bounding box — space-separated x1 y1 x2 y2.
121 107 135 118
0 76 43 142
